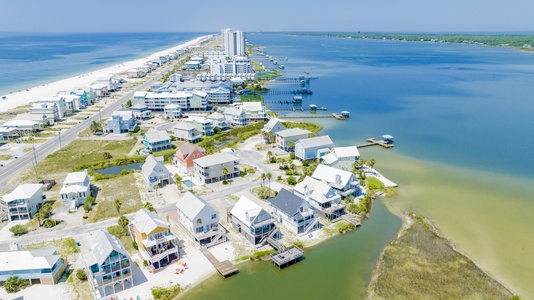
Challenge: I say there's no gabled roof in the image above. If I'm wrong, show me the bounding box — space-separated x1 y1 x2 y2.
294 176 320 196
309 181 340 204
262 118 285 133
193 152 239 168
59 184 90 195
296 135 333 149
269 189 309 221
0 249 60 272
175 192 217 220
83 230 129 267
64 169 89 185
131 208 170 235
230 195 269 227
321 152 338 164
1 184 42 203
276 128 311 138
173 122 197 131
312 164 355 189
175 143 205 159
142 155 169 179
207 112 225 120
144 128 170 143
333 146 360 158
223 107 245 117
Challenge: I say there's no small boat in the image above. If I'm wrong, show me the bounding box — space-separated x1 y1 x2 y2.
279 65 285 69
1 96 6 100
320 107 327 111
309 104 317 110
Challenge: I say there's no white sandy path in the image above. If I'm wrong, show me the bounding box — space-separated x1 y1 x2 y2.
0 35 212 114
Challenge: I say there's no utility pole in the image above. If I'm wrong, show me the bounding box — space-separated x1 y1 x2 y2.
58 130 62 148
32 146 39 179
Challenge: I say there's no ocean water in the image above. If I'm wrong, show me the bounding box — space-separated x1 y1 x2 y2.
182 33 534 299
0 32 208 96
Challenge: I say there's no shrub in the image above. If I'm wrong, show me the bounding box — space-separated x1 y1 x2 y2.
132 240 138 250
43 219 57 228
222 180 229 185
118 215 129 229
9 224 27 236
302 160 310 167
151 284 181 300
108 225 129 238
289 152 295 159
4 276 29 293
287 176 297 185
76 269 87 281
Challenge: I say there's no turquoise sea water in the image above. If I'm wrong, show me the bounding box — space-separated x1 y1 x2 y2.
0 32 208 96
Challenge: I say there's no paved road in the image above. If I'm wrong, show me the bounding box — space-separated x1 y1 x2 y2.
0 61 180 187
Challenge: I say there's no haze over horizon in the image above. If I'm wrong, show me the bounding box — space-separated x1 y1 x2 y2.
2 0 534 33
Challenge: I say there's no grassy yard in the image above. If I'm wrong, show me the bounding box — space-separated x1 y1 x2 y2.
282 121 322 136
367 214 515 299
240 94 262 102
0 154 12 160
22 237 79 261
88 173 142 223
198 122 266 154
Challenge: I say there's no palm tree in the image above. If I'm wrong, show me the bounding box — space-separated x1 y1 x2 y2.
261 173 266 187
267 172 272 193
222 167 229 180
369 158 376 172
153 183 159 195
90 121 101 134
114 199 122 214
287 141 295 151
359 159 366 171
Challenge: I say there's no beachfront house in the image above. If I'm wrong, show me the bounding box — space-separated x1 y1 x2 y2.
229 195 276 245
193 152 240 184
173 143 206 173
141 155 171 192
143 129 172 152
312 164 361 198
294 135 334 161
30 102 60 123
103 110 137 134
59 169 91 210
163 104 182 120
173 122 202 143
133 91 190 111
321 146 360 166
129 209 179 271
207 112 229 130
294 176 345 221
63 94 81 112
276 128 311 151
223 107 248 127
83 230 133 299
130 104 151 119
0 247 66 285
0 126 17 140
262 118 286 135
1 120 40 135
0 184 44 221
174 192 227 247
269 188 318 235
36 96 67 118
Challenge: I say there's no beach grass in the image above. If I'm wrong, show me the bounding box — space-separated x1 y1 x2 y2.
0 154 12 160
87 173 142 223
367 214 515 300
22 237 79 261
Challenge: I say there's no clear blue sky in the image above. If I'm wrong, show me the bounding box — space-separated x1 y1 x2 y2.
2 0 534 33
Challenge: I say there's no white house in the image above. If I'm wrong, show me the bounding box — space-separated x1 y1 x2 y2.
141 155 171 192
173 122 202 143
312 164 361 198
0 184 44 221
30 102 60 123
103 110 137 134
262 118 286 135
207 112 229 130
0 248 66 285
130 104 151 119
229 195 276 245
241 102 267 121
223 107 248 127
276 128 311 151
163 104 182 120
294 135 334 161
83 230 133 299
36 96 66 118
193 152 240 184
269 189 318 235
174 192 226 247
59 169 91 210
1 120 39 135
143 129 172 152
294 176 345 221
322 146 360 166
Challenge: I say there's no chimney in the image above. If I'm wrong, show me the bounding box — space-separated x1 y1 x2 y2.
245 211 249 221
9 242 19 251
335 174 341 185
165 214 170 222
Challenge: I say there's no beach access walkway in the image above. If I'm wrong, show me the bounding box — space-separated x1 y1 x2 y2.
367 167 398 187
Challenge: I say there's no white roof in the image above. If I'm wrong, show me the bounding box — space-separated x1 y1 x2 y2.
193 152 239 168
145 92 191 99
1 184 42 203
59 184 89 195
294 176 320 196
208 112 225 120
64 170 89 185
276 128 310 138
111 110 135 120
296 135 333 149
83 230 129 267
333 146 360 158
294 176 339 204
144 128 170 143
164 104 181 110
173 122 197 131
312 164 354 188
262 118 285 133
321 153 339 164
192 90 208 97
240 102 263 112
134 91 147 98
131 208 169 235
223 107 245 116
0 249 60 272
230 195 265 227
175 192 216 220
3 120 39 127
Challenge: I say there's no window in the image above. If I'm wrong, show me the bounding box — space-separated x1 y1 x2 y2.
196 218 202 225
211 214 216 219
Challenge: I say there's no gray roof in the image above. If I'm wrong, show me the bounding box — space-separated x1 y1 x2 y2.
276 128 310 138
144 128 170 143
176 192 217 220
173 122 197 131
142 154 170 179
193 152 239 168
83 230 129 267
207 112 224 120
269 189 307 221
296 135 333 149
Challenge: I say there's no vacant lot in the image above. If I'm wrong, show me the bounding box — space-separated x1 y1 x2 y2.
367 215 515 300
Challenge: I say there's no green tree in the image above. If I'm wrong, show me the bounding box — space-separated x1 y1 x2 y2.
144 202 157 213
125 99 132 107
118 215 129 230
267 172 272 191
369 158 376 172
153 183 159 195
261 172 266 187
287 176 297 185
287 141 295 151
222 167 229 179
43 219 56 228
102 152 112 159
9 224 27 236
4 276 29 293
114 199 122 214
90 121 102 134
76 269 87 281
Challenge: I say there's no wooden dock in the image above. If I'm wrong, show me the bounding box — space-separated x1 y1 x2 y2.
200 247 238 278
357 138 395 148
269 246 305 269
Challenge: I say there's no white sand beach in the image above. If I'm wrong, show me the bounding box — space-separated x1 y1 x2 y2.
0 35 211 114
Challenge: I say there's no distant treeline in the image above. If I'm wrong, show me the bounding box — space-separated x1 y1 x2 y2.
291 32 534 49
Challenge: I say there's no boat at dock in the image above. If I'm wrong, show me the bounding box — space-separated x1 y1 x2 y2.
309 104 317 110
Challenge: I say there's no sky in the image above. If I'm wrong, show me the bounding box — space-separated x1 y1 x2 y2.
2 0 534 33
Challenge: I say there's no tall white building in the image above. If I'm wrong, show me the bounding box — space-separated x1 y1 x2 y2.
221 28 246 57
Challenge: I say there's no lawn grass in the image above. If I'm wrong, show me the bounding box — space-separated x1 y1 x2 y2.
250 186 277 200
282 121 322 136
88 173 142 223
198 122 266 154
240 94 262 102
0 154 12 160
367 214 515 299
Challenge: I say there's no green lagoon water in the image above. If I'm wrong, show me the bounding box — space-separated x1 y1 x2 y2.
182 33 534 299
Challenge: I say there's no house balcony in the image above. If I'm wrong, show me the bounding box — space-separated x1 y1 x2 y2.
100 261 130 275
324 203 346 214
145 244 178 264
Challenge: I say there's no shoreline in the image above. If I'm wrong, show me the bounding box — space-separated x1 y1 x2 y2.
0 34 213 114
